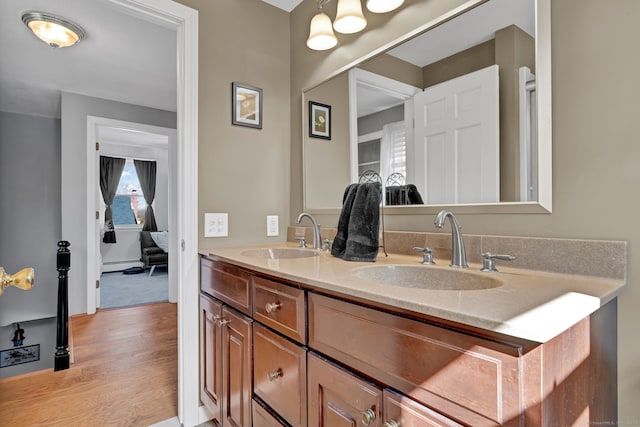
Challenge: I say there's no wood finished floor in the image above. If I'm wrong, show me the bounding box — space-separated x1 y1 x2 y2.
0 302 178 426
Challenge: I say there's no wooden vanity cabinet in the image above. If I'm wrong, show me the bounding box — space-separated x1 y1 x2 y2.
201 259 253 427
201 257 617 426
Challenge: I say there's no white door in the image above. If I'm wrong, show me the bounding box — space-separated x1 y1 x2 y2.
413 64 500 204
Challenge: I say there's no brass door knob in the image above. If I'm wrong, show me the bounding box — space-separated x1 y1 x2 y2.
217 318 230 327
265 301 282 313
383 420 400 427
361 408 376 426
0 267 35 297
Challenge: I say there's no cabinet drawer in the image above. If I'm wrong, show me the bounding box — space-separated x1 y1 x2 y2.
383 389 463 427
201 257 252 315
309 293 523 426
308 352 383 427
253 399 287 427
253 276 306 343
253 324 307 427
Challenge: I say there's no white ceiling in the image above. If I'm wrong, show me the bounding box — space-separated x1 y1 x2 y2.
0 0 176 119
0 0 532 121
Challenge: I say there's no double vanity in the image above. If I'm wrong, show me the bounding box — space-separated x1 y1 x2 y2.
199 226 626 426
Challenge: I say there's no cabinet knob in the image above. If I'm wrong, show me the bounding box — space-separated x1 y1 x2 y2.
361 408 376 426
265 301 282 313
383 421 400 427
267 368 283 381
217 318 230 327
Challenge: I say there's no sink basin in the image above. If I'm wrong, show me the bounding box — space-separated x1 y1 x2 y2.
240 248 320 260
351 265 502 291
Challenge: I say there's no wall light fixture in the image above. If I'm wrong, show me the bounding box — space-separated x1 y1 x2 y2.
307 0 403 51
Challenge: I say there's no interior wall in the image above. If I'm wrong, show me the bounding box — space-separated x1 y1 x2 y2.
60 93 176 315
175 0 291 249
0 111 61 326
290 0 640 421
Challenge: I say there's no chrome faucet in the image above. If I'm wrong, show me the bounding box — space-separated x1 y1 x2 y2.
434 210 468 268
296 212 321 250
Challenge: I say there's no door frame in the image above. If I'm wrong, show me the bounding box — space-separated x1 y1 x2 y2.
87 117 177 308
87 1 199 425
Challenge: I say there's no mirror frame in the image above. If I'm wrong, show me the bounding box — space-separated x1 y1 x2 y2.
302 0 551 215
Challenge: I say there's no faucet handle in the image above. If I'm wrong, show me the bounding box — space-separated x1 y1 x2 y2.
322 239 332 252
481 252 516 272
413 247 435 265
295 236 307 248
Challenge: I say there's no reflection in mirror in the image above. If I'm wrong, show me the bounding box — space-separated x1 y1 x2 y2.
303 0 551 213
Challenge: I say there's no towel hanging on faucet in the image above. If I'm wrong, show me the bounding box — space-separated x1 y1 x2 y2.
331 182 381 262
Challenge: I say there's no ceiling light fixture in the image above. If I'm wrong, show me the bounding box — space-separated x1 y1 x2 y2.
366 0 404 13
21 11 86 48
333 0 367 34
307 0 338 50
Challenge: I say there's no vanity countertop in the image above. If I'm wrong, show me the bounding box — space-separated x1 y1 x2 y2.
200 243 625 343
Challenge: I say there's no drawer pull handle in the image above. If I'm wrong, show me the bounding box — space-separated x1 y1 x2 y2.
265 301 282 313
217 318 230 327
383 421 400 427
268 368 283 381
361 409 376 426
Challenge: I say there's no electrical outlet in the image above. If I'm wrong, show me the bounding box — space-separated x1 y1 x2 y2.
266 215 279 237
204 213 228 237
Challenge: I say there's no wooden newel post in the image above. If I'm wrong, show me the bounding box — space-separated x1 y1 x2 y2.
55 240 71 371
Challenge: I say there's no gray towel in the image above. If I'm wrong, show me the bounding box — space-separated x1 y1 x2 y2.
331 182 381 262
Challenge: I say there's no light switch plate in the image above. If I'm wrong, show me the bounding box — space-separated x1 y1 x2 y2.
204 213 228 237
266 215 279 237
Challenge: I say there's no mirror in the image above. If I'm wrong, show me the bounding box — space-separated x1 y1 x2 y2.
302 0 551 214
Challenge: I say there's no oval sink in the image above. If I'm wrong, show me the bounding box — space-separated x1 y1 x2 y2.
240 248 320 260
351 265 502 291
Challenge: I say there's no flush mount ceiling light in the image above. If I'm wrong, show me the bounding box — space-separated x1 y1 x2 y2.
307 0 338 50
366 0 404 13
21 11 86 48
333 0 367 34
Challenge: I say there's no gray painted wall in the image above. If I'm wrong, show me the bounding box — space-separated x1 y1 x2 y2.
0 111 61 325
60 93 176 315
0 111 60 377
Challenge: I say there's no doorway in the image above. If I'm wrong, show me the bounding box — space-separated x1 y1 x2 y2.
91 120 175 309
84 0 199 425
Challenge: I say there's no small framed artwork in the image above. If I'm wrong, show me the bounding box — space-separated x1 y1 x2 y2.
232 82 263 129
309 101 331 140
0 344 40 368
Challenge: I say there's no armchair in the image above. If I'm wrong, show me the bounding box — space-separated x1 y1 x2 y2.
139 231 168 276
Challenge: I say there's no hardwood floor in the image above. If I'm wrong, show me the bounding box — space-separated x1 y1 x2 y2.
0 302 178 426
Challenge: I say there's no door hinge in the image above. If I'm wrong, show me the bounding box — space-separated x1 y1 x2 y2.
96 142 100 151
96 211 100 220
96 280 100 289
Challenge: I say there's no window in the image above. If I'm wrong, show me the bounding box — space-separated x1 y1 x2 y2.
112 160 147 226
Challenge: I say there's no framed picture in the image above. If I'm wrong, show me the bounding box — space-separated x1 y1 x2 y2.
232 82 262 129
0 344 40 368
309 101 331 140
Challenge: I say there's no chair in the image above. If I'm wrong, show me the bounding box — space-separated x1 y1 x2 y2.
140 231 168 276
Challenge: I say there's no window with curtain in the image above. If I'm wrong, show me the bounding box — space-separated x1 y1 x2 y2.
112 160 147 227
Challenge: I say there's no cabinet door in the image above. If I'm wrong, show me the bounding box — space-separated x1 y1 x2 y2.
308 352 382 427
383 389 463 427
221 306 253 427
200 294 223 421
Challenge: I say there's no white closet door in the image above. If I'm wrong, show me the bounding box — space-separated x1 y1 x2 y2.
414 64 500 204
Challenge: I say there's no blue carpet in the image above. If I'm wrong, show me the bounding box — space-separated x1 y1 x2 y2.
100 267 168 309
